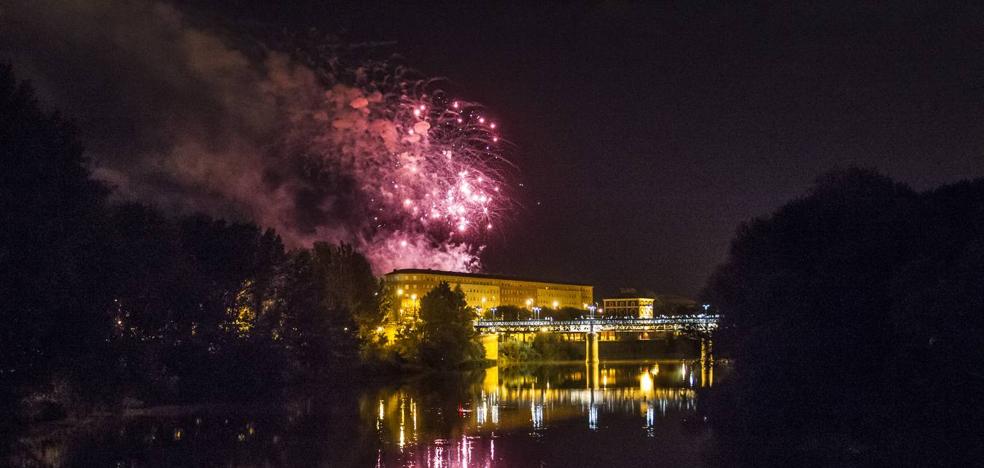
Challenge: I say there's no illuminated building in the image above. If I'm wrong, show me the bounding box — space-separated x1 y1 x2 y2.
384 269 593 320
602 297 655 318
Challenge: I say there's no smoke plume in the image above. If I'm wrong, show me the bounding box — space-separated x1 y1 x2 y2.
0 0 511 273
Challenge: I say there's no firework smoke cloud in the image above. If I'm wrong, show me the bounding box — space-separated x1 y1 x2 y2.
0 0 512 273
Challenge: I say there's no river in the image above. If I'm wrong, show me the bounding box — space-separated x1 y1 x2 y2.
13 359 723 467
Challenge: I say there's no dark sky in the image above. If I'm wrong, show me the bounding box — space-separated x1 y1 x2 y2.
17 1 984 297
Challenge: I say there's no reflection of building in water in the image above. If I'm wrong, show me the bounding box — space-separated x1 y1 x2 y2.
476 362 707 433
371 361 712 437
367 360 718 466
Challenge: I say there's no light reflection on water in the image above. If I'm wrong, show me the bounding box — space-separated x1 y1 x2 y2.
11 359 721 467
369 359 717 467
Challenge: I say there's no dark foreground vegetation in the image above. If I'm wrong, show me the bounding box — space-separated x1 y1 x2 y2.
0 64 484 445
704 168 984 466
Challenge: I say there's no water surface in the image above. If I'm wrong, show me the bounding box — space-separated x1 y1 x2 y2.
18 360 722 467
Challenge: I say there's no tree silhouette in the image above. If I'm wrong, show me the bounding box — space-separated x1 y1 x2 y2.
704 168 984 465
0 64 112 406
416 282 483 369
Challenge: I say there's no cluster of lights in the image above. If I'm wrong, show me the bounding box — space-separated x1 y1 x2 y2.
396 288 418 298
364 89 509 242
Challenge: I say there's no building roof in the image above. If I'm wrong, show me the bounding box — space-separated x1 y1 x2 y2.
385 268 593 287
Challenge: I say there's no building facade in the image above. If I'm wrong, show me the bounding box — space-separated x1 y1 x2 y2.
384 269 593 320
602 297 655 318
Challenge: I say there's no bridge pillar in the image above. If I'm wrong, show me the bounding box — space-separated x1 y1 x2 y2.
480 333 499 361
700 338 714 387
585 332 600 364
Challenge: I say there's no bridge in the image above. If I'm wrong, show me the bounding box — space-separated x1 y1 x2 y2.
473 315 721 363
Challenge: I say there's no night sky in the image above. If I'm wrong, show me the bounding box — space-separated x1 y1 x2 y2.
7 1 984 297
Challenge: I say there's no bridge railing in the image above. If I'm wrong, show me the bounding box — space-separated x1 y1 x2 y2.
473 314 720 334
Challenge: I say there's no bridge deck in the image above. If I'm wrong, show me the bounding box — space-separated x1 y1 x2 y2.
473 315 720 334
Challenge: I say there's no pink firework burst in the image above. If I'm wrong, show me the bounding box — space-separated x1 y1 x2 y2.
296 74 515 273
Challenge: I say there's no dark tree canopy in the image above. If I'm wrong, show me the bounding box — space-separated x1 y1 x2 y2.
487 305 530 321
0 65 391 417
416 282 483 369
0 63 111 394
703 168 984 465
551 306 584 321
310 242 384 343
